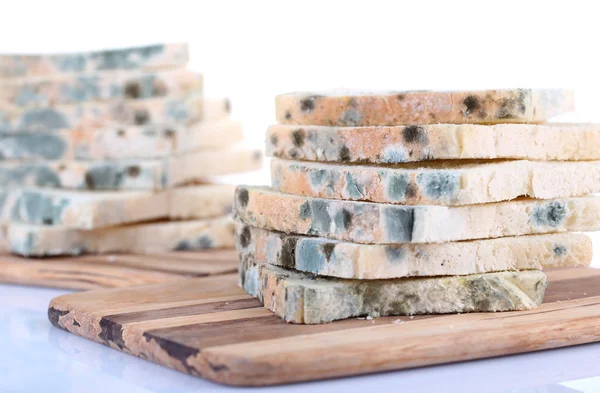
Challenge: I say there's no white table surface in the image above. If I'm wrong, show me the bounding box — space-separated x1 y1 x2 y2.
1 282 600 393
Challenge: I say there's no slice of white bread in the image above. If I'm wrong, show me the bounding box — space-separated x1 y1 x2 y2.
0 68 202 107
233 186 600 244
271 158 600 205
0 43 188 78
0 146 262 190
276 89 573 126
0 184 235 229
0 118 242 160
3 215 234 256
239 257 547 324
236 223 592 279
267 123 600 163
0 94 230 132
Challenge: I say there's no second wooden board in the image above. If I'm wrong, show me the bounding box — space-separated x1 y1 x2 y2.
0 249 238 290
49 266 600 386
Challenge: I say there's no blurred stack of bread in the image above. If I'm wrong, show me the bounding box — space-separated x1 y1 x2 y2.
0 43 261 256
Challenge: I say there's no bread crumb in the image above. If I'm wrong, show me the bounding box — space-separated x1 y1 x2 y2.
393 319 404 324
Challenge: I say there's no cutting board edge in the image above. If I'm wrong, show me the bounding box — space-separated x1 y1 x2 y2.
47 294 600 386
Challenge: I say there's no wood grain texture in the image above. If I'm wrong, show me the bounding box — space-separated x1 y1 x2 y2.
0 249 237 290
49 266 600 386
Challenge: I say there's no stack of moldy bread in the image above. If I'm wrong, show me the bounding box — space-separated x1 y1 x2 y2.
234 89 600 324
0 43 261 256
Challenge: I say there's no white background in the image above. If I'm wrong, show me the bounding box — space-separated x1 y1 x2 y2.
2 1 600 391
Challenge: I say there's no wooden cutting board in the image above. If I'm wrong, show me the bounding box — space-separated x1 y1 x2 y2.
0 249 237 290
48 266 600 386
